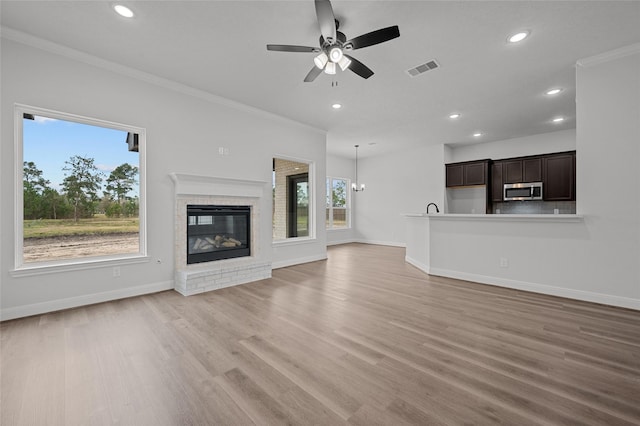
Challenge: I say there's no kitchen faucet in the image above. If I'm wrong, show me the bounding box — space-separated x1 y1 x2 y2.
426 203 440 214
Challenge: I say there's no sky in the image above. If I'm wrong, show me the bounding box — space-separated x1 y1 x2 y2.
23 115 139 196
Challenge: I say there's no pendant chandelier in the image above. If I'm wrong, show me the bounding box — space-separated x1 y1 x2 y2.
352 144 365 192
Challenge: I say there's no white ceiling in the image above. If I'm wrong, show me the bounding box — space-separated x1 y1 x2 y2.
2 1 640 158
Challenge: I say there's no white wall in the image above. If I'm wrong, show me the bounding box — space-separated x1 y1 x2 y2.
448 129 576 163
355 144 446 246
0 36 327 319
326 153 356 245
574 45 640 303
421 45 640 309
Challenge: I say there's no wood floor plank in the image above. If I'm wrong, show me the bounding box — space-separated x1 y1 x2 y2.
2 243 639 425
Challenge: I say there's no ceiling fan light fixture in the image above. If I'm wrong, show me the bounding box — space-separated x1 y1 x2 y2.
325 62 337 75
314 52 329 69
338 56 352 71
329 47 343 63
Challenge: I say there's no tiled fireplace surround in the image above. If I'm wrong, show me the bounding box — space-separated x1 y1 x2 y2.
170 173 272 296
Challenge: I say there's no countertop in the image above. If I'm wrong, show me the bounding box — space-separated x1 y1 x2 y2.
403 213 584 222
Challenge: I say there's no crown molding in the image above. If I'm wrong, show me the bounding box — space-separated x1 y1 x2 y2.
0 26 326 136
576 42 640 68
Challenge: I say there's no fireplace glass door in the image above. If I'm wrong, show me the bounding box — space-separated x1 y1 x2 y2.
187 205 250 264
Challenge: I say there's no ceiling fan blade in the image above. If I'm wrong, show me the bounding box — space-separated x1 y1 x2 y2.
345 25 400 50
304 66 323 83
267 44 320 53
315 0 336 43
344 55 374 79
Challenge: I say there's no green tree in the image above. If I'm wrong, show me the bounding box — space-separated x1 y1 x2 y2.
61 155 103 222
41 187 69 219
23 161 50 219
105 163 138 216
332 179 346 207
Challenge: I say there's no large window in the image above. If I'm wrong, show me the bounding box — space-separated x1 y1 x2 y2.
326 177 350 229
272 158 314 241
15 105 146 269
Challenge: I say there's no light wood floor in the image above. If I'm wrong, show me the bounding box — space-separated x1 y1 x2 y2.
2 243 639 425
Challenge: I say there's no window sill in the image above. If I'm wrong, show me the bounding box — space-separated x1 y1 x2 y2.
272 236 317 247
10 254 150 277
327 227 351 231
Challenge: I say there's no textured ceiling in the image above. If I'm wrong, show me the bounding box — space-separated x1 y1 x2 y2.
2 1 640 158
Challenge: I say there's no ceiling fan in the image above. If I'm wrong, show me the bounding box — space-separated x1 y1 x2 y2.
267 0 400 82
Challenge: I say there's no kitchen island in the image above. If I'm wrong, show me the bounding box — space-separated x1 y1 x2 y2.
401 213 638 309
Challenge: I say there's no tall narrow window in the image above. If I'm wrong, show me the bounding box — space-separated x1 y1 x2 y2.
287 173 309 238
16 105 146 268
326 177 350 229
272 158 313 241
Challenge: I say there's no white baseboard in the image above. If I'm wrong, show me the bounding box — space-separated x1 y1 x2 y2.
326 238 356 246
0 280 174 321
428 268 640 311
405 256 431 275
272 254 328 269
354 239 406 248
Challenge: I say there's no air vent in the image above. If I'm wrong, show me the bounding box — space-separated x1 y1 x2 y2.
407 59 439 77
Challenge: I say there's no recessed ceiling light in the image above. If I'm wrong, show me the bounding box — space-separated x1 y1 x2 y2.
508 31 530 43
332 103 342 109
473 132 483 137
552 117 565 123
449 113 461 119
546 88 563 95
113 4 134 18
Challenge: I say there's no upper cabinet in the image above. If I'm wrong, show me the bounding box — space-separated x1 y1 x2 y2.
543 152 575 201
503 157 542 183
446 160 489 187
490 161 503 202
445 163 464 187
489 151 575 202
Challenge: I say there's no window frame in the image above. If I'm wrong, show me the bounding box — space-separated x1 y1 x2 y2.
326 176 351 230
272 156 316 245
12 104 148 274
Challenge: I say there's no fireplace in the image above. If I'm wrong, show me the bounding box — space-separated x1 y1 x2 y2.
187 205 251 264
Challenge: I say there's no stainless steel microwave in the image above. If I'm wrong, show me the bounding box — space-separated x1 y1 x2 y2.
503 182 543 201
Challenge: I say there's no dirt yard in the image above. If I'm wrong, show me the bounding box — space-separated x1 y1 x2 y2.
23 233 140 262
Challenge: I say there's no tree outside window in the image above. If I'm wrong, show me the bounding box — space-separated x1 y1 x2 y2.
326 177 350 229
18 106 145 267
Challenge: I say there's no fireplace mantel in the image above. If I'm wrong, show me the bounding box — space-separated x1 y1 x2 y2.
169 173 267 198
170 172 271 296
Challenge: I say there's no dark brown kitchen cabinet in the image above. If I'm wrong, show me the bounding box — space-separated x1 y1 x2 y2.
445 163 464 187
543 152 575 201
503 159 523 184
465 162 487 185
491 161 503 201
446 160 489 187
523 158 542 182
503 157 542 183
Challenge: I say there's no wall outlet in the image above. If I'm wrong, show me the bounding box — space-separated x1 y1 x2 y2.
500 257 509 268
113 266 121 277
